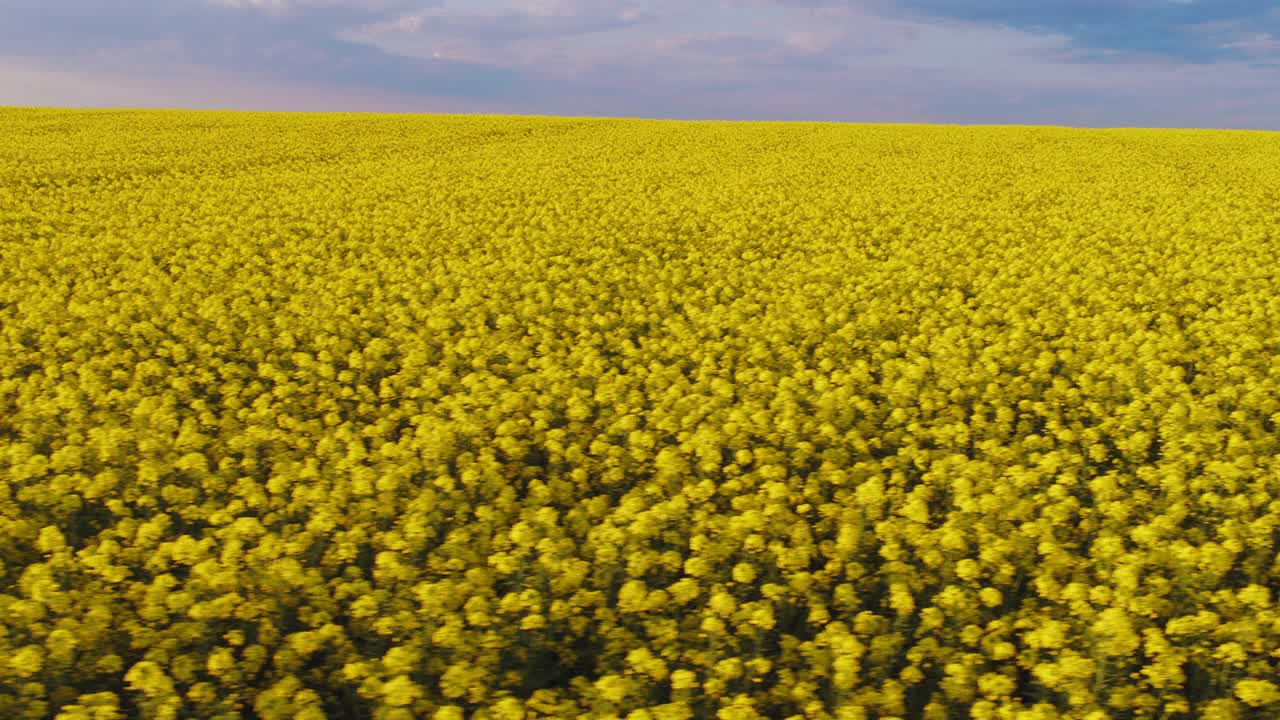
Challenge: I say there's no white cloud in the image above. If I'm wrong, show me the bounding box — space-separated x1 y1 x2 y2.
207 0 418 17
1185 15 1280 65
2 0 1278 127
0 54 511 113
1219 33 1280 57
340 0 657 70
322 0 1280 125
209 0 393 7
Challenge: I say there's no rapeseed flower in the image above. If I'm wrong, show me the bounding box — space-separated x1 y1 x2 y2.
4 108 1279 719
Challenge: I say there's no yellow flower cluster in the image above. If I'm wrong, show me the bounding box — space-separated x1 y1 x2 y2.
2 107 1280 718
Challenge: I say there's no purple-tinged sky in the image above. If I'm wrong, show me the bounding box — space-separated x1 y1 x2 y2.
2 0 1278 128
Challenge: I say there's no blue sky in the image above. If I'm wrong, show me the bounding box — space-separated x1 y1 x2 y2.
1 0 1278 128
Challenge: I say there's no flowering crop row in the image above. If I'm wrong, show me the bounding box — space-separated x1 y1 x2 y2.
2 108 1280 719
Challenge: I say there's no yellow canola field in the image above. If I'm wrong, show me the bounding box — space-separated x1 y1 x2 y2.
2 107 1280 720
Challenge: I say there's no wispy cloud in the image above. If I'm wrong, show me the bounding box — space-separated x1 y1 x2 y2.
0 0 1277 128
0 53 506 113
1188 8 1280 63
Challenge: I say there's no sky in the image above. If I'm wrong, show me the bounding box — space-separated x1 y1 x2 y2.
1 0 1279 128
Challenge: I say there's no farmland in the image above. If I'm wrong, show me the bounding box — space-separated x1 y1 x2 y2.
1 108 1279 719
